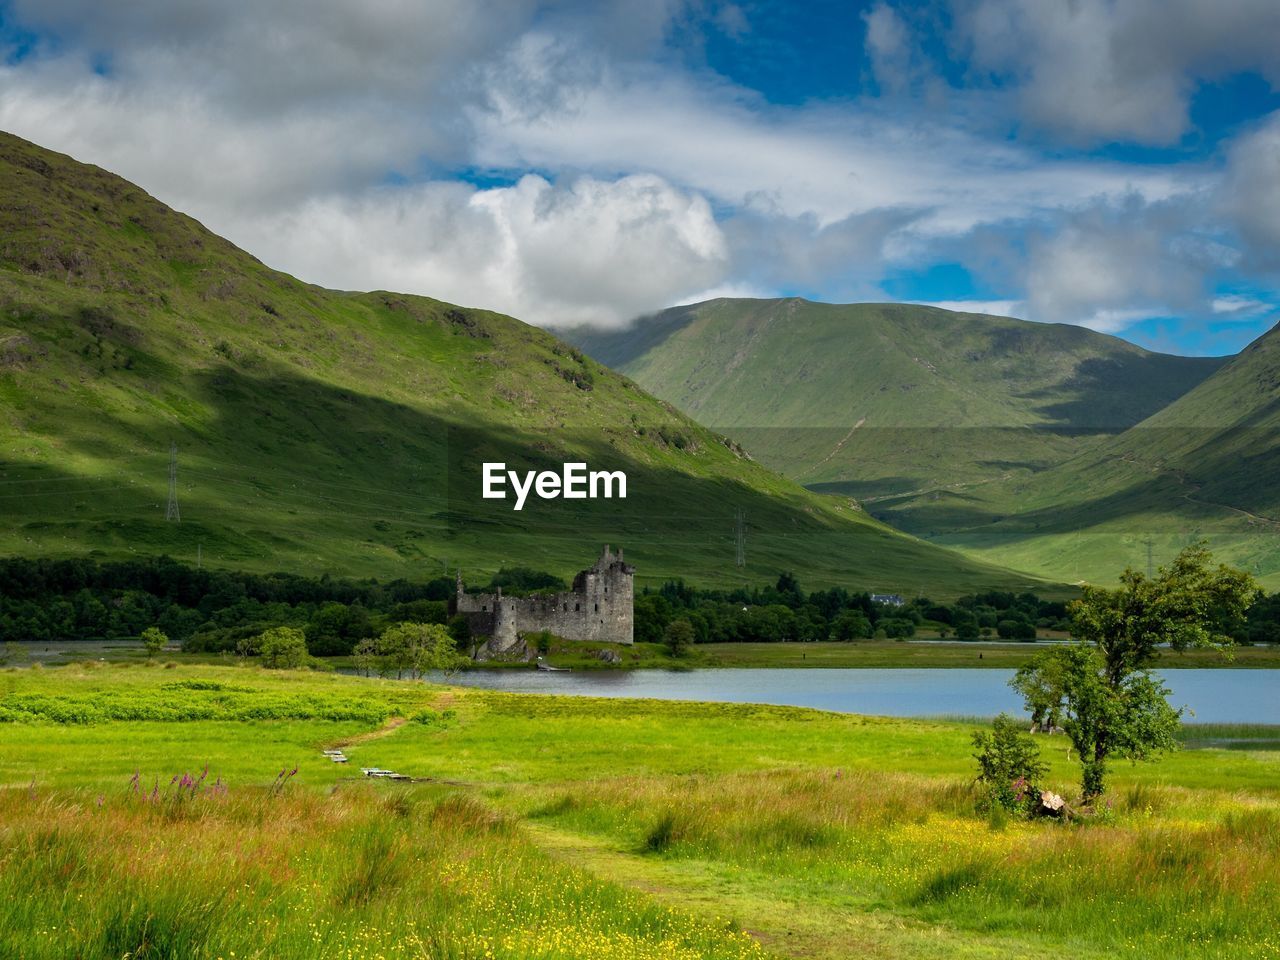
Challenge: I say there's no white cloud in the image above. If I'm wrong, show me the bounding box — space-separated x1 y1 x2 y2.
863 3 918 96
1020 200 1214 331
1211 295 1272 315
951 0 1280 145
236 173 727 329
470 66 1194 237
1222 111 1280 269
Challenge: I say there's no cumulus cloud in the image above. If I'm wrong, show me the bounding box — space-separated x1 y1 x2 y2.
723 203 923 299
951 0 1280 145
238 173 727 329
1222 111 1280 269
863 3 917 96
1021 199 1218 331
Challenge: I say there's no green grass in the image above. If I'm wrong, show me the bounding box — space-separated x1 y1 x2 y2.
2 664 1279 958
0 132 1050 599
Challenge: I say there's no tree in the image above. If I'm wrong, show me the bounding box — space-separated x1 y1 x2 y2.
953 612 980 640
257 626 309 669
664 619 695 658
447 614 474 658
378 622 467 679
881 617 916 639
996 618 1035 640
1011 650 1067 732
353 636 379 677
1015 544 1255 799
833 610 872 640
140 626 168 659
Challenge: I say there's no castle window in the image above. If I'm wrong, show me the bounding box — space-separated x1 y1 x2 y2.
594 603 598 612
563 603 567 612
575 603 580 611
482 604 487 612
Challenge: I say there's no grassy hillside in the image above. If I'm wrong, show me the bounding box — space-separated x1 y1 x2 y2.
929 321 1280 585
567 298 1280 586
567 298 1221 504
0 132 1046 597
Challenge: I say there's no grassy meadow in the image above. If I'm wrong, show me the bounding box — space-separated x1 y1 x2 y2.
1 662 1278 959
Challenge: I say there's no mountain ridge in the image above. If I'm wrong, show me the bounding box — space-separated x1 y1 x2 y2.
568 297 1279 586
0 130 1049 597
566 297 1224 489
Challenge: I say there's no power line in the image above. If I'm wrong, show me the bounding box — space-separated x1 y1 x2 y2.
735 508 746 568
165 443 180 523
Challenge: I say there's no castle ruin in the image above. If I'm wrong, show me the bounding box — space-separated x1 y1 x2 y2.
452 545 634 656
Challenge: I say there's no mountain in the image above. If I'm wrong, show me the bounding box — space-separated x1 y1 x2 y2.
929 322 1280 586
567 297 1223 505
0 131 1048 596
570 297 1279 587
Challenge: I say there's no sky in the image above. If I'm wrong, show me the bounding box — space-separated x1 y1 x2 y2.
2 1 1280 355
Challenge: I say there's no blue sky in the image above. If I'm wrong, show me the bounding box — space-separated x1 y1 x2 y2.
2 0 1280 355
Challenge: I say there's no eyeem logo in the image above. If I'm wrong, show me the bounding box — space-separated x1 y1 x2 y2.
482 462 627 511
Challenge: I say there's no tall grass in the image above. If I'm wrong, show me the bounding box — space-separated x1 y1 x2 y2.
526 768 1280 959
0 781 764 960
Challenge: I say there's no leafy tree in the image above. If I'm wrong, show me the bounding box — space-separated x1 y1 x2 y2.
881 618 916 639
447 614 473 657
1011 650 1067 732
257 626 309 669
972 713 1048 813
664 619 695 657
140 626 168 659
832 610 872 640
353 636 379 677
997 618 1036 640
486 567 566 594
773 571 803 608
634 593 674 644
378 622 467 679
1016 544 1255 799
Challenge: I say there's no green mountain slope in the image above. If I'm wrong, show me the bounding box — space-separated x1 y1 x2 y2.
0 131 1047 596
567 297 1223 502
930 322 1280 586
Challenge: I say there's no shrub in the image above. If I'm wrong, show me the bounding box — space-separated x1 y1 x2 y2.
971 713 1047 814
664 619 695 657
140 626 169 659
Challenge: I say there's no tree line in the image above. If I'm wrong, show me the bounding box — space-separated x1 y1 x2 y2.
3 555 1278 654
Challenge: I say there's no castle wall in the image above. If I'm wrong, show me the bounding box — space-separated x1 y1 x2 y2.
451 546 634 655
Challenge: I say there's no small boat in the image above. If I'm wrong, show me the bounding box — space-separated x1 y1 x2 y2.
536 660 570 672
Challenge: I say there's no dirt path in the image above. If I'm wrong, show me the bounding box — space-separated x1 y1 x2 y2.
521 822 1104 960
